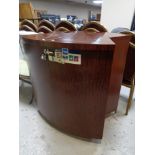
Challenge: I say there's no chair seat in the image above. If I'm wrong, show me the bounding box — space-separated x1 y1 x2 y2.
19 59 29 77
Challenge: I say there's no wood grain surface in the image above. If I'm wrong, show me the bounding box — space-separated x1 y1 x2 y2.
21 31 130 139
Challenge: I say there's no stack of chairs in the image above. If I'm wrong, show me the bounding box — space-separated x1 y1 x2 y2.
38 19 55 33
20 19 38 32
20 19 55 33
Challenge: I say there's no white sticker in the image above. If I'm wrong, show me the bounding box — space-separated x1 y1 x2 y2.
42 48 81 65
54 51 64 64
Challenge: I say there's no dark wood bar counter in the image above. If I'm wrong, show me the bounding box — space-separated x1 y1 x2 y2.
21 31 131 139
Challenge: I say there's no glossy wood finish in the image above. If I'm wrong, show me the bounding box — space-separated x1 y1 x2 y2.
105 33 131 114
21 31 130 139
38 20 55 31
55 21 77 31
82 21 107 32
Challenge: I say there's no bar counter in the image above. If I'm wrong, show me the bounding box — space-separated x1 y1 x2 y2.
21 31 130 139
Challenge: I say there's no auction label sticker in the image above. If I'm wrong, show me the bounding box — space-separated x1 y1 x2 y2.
48 55 53 61
54 49 64 64
61 48 81 65
62 48 69 55
42 48 81 65
65 53 81 65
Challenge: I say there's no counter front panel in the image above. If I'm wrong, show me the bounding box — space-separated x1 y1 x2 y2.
22 31 130 139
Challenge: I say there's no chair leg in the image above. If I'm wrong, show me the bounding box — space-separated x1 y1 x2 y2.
19 80 24 95
125 84 135 115
29 89 34 104
19 79 24 87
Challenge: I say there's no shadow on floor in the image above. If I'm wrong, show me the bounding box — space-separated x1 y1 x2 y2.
19 82 33 104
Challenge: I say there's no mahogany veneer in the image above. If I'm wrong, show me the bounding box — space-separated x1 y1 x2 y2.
21 31 130 139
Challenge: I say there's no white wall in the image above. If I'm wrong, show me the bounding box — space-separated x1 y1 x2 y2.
19 0 101 20
101 0 135 31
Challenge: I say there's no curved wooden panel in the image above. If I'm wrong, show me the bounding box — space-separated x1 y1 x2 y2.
21 31 131 139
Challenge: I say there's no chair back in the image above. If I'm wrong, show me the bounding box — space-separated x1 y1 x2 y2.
82 21 107 32
20 25 35 32
83 27 100 33
20 19 38 32
38 20 55 31
121 31 135 84
37 26 53 33
55 27 70 33
55 21 76 31
121 31 135 44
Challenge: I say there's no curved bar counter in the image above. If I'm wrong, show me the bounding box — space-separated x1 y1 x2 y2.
21 31 131 139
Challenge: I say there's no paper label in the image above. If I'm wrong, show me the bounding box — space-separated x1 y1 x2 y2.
64 53 81 65
43 48 81 65
54 51 64 64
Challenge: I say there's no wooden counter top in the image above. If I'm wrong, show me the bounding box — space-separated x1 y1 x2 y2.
22 31 127 51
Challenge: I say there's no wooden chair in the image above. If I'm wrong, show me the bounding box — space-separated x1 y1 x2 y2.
20 19 38 32
121 31 135 115
82 21 107 32
38 20 55 31
20 25 35 32
121 31 135 44
55 21 77 31
37 26 53 33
